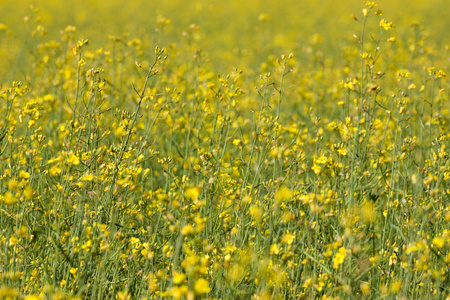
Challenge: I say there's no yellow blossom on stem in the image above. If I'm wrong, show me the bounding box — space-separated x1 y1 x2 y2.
194 278 211 295
3 192 16 204
432 237 445 248
80 173 94 181
19 170 30 179
275 186 292 203
380 19 393 30
185 186 200 200
333 247 346 269
182 224 195 236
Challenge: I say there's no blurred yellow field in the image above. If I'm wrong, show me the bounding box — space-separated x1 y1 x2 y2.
0 0 449 299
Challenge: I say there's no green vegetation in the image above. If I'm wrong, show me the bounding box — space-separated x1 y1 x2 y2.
0 1 448 299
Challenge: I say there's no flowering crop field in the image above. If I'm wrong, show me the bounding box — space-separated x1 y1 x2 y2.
0 0 449 299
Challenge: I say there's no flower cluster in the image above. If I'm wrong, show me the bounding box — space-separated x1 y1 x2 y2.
0 1 448 299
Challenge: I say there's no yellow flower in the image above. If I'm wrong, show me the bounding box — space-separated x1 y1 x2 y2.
281 232 295 245
166 286 188 299
275 186 292 203
24 186 34 199
390 280 402 294
364 1 377 8
387 36 396 42
316 280 325 292
0 287 19 298
3 192 16 204
302 278 312 288
181 224 195 236
432 237 445 248
116 291 130 300
380 19 393 30
311 164 322 175
222 244 237 254
66 153 80 165
80 173 94 181
49 165 62 176
9 236 19 246
315 155 328 164
19 170 30 179
333 247 346 269
270 244 280 255
360 282 370 295
185 186 200 200
338 148 348 156
30 268 38 278
230 226 238 235
70 267 78 276
194 278 211 294
435 69 446 78
408 83 416 90
328 121 339 131
114 126 126 137
173 272 186 285
360 202 376 223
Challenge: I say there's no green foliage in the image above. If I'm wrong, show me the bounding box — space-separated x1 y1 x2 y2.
0 1 449 299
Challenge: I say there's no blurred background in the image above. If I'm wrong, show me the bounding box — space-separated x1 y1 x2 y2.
0 0 448 80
